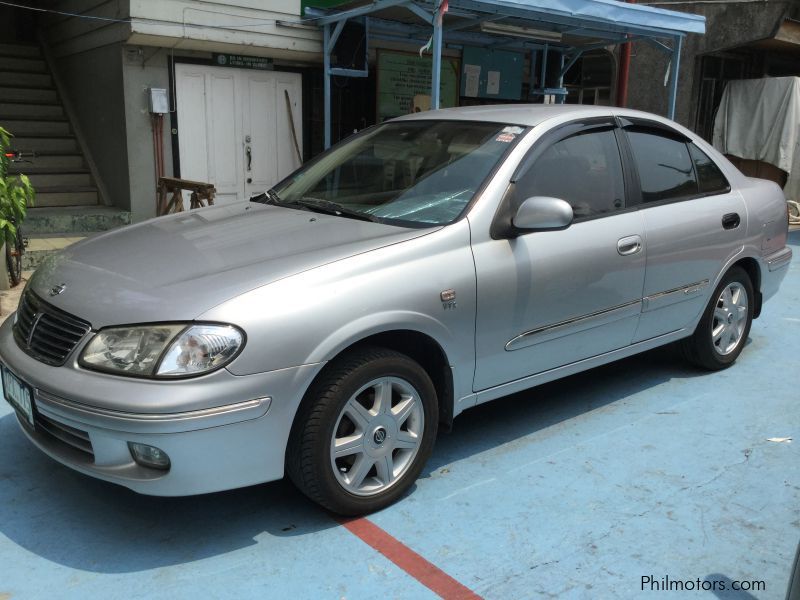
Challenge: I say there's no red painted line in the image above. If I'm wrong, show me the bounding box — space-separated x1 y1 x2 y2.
338 516 483 600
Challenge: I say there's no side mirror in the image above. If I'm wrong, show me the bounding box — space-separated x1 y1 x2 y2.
512 196 573 231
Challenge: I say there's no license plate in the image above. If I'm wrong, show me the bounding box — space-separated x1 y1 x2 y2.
1 363 34 428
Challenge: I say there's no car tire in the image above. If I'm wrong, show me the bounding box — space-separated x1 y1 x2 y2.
286 346 438 515
681 266 754 371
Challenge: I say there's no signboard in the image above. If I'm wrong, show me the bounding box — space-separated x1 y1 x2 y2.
377 50 460 122
213 54 274 71
460 46 523 101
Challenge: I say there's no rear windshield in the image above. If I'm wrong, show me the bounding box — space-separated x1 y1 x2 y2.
271 120 523 226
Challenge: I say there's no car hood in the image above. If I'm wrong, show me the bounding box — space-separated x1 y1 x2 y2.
28 202 436 328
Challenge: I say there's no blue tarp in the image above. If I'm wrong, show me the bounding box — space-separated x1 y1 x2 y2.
477 0 705 35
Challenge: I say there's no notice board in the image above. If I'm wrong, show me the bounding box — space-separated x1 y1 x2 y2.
377 50 460 121
460 46 523 101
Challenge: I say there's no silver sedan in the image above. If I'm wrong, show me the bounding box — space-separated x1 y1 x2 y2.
0 105 792 515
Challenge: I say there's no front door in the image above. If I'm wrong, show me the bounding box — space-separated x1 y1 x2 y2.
174 63 302 205
471 122 646 391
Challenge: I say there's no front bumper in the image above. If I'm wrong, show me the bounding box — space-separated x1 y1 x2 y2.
0 318 322 496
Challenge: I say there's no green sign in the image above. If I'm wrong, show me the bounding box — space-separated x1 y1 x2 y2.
213 53 274 70
377 50 460 122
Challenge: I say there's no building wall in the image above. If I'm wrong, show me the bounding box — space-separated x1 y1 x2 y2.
49 44 132 211
127 0 322 62
42 0 132 210
121 47 176 221
626 3 791 129
42 0 323 221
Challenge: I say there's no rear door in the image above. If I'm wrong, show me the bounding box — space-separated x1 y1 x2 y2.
619 119 747 342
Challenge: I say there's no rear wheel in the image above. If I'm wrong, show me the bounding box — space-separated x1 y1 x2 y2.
681 266 754 370
287 346 438 515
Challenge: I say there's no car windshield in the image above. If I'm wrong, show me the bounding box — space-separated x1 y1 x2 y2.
269 120 524 226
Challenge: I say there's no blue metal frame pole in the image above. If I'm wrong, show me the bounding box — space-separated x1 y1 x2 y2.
667 34 682 120
557 52 565 104
323 23 332 149
540 43 548 94
431 1 443 109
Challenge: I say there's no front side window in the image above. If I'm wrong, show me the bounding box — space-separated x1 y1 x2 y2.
270 120 521 226
515 128 626 219
627 131 698 203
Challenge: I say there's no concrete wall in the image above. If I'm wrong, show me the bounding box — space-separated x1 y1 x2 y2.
51 43 132 211
127 0 322 62
626 3 790 129
42 1 132 210
121 47 174 222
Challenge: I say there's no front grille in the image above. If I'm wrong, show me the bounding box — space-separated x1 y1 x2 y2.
35 412 94 458
13 291 92 366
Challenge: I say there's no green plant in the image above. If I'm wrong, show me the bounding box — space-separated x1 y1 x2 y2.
0 126 35 244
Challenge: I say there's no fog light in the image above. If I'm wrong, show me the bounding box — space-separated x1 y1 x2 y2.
128 442 171 470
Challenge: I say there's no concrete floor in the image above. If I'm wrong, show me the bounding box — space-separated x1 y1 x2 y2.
0 232 798 599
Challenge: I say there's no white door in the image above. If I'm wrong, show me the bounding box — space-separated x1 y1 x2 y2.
175 63 302 206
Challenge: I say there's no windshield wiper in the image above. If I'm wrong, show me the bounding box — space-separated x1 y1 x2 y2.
294 198 379 223
250 189 281 205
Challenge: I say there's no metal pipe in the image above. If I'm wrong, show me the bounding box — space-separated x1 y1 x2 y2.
323 23 332 149
667 34 682 119
431 1 443 109
616 0 635 108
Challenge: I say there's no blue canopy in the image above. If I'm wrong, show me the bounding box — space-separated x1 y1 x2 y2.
308 0 706 147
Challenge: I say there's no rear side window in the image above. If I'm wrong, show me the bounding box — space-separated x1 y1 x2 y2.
627 131 697 203
516 129 626 219
688 143 730 195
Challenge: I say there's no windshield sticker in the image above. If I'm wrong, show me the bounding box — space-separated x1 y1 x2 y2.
495 133 517 143
502 126 525 134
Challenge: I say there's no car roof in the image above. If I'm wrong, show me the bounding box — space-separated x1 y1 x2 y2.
392 104 676 129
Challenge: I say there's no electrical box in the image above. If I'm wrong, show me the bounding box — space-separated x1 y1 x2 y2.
148 88 169 114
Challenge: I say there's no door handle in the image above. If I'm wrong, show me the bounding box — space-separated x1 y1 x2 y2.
617 235 643 256
722 212 740 230
246 145 252 171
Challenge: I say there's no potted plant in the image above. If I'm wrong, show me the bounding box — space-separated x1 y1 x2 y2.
0 126 35 290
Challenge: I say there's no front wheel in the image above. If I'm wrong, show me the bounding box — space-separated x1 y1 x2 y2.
681 266 754 370
287 347 438 515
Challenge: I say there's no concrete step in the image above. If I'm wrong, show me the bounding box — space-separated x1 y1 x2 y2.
34 187 99 207
24 207 131 234
8 154 84 170
0 119 70 136
0 56 47 73
7 136 79 154
21 234 88 271
0 71 52 88
0 43 41 58
0 102 64 119
26 172 92 187
0 87 58 103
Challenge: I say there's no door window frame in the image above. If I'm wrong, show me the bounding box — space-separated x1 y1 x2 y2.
490 116 636 239
615 116 732 209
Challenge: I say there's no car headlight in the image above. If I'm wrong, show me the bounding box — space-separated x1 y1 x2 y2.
79 323 244 378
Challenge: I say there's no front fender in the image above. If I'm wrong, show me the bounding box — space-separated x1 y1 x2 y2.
199 221 477 401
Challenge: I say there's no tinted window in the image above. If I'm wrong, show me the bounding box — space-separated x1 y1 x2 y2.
688 143 729 194
628 131 697 203
517 129 625 219
272 120 518 226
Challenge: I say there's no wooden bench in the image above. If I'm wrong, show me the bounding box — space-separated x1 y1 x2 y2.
157 177 216 216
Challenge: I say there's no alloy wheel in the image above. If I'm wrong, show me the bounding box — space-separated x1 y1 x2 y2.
330 376 424 496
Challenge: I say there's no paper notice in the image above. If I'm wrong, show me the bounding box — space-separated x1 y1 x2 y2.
487 70 501 95
464 64 480 97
